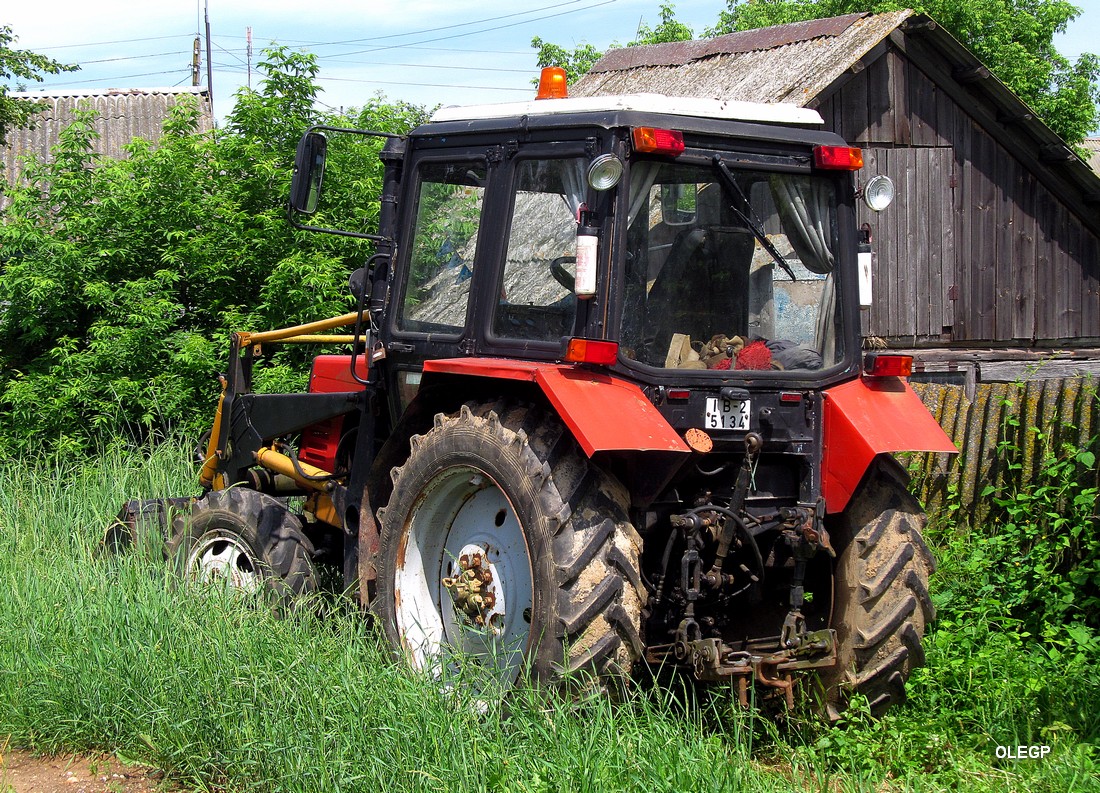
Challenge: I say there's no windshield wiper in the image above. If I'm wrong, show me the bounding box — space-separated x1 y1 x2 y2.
713 155 797 281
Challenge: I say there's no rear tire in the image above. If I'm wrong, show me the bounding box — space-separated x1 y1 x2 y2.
375 402 644 688
167 489 318 609
823 457 935 717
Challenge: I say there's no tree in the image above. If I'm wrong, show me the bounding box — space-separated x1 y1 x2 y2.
0 48 427 455
532 3 694 84
0 26 77 144
706 0 1098 144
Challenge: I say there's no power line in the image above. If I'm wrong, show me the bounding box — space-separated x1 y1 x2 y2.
209 0 595 50
316 75 531 92
27 33 194 52
323 0 620 59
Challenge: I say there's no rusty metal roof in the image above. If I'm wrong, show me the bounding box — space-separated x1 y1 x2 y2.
575 10 913 105
2 87 214 199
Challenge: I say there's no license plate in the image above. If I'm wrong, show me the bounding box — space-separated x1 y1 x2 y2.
704 396 751 431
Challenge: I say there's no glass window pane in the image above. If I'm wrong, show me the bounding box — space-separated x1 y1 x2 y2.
398 162 487 334
493 159 584 342
620 161 841 372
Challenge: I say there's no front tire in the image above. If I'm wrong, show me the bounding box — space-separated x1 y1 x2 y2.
375 403 644 688
823 457 935 717
167 489 318 608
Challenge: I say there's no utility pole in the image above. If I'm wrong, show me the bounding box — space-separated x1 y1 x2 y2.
246 26 253 89
192 37 201 86
204 0 214 105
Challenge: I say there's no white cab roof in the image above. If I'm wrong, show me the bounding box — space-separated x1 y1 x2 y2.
429 93 823 126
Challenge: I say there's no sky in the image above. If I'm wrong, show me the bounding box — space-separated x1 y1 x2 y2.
4 0 1099 130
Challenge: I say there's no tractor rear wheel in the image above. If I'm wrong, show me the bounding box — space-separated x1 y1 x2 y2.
823 457 935 718
375 402 644 689
167 489 318 609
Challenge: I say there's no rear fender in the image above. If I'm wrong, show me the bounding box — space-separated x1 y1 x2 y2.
822 377 957 513
420 358 691 506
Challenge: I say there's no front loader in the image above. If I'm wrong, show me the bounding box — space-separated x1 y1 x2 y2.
115 68 957 716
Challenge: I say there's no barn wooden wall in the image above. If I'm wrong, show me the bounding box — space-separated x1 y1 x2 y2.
816 49 1100 345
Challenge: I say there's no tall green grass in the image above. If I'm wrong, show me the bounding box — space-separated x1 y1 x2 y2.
0 441 1097 792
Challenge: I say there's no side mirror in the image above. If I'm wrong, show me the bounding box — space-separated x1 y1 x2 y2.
348 266 371 301
290 131 328 214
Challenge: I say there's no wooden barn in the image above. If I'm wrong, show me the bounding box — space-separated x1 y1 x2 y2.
574 10 1100 386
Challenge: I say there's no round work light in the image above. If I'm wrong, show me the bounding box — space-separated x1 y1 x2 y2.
862 174 895 212
587 154 624 191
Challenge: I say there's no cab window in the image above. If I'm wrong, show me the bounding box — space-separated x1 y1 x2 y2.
397 161 487 334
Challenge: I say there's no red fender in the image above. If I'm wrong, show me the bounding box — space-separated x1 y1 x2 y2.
822 377 957 513
421 359 691 504
422 358 690 455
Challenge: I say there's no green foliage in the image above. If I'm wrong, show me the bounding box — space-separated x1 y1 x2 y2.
708 0 1099 144
531 36 605 84
968 390 1100 644
532 3 694 84
0 25 78 145
0 48 428 456
631 2 696 45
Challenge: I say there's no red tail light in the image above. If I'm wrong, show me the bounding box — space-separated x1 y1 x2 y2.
632 127 685 156
814 145 863 170
564 338 619 366
863 353 913 378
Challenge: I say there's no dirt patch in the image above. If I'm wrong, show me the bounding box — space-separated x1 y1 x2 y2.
0 750 176 793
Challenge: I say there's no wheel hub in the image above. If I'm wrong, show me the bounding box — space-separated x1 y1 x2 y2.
442 550 498 627
187 533 261 594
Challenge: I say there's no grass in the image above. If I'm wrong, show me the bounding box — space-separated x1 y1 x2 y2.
0 441 1097 792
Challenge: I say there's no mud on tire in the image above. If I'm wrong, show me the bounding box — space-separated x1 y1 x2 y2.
823 457 935 718
167 489 318 609
375 402 644 687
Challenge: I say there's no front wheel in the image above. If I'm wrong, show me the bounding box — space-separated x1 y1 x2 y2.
167 489 318 609
375 403 644 689
822 457 935 718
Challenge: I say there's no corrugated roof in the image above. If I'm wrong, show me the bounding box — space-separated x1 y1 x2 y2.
2 86 214 197
1085 138 1100 174
574 10 913 105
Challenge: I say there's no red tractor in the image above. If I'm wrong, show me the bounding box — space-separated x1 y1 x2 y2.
118 69 956 716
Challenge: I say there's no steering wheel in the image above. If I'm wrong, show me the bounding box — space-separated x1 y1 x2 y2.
550 255 576 291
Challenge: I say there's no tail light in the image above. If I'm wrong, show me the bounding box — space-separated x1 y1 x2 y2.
814 145 863 170
632 127 685 156
863 353 913 378
564 338 619 366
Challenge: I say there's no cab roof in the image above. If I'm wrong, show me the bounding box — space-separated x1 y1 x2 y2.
429 93 822 127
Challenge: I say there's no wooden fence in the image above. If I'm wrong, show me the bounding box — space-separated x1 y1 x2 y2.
907 378 1100 521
